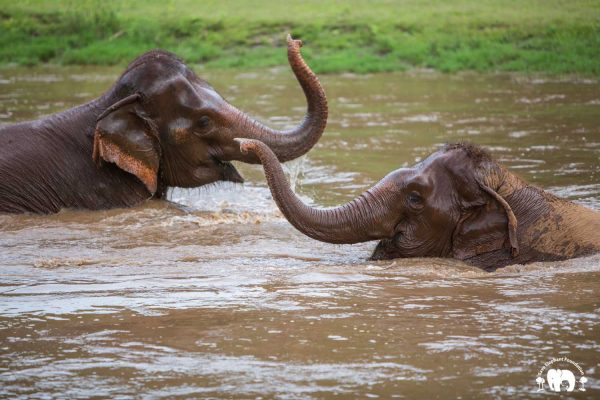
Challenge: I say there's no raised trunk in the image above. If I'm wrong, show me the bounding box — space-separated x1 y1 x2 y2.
238 139 398 244
225 35 328 163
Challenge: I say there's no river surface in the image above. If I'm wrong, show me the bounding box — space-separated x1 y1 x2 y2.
0 65 599 399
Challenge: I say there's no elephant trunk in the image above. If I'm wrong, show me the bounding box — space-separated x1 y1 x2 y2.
225 35 327 163
237 139 398 244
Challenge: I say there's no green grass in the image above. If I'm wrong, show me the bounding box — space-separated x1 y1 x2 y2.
1 0 599 75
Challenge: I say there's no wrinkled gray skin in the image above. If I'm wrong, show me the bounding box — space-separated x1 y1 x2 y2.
0 35 327 214
238 139 600 271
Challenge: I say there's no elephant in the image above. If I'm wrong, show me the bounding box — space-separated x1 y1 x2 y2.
547 368 576 392
0 35 327 214
236 139 600 270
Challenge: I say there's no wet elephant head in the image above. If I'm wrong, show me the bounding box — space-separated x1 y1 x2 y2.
93 35 327 195
237 139 518 262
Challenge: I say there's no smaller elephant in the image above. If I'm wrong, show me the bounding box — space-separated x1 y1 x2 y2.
547 368 576 392
236 139 600 270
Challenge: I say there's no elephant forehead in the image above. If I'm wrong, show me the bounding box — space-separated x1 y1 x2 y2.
397 152 450 182
147 76 203 108
402 156 448 183
418 150 479 187
417 150 453 169
192 84 226 110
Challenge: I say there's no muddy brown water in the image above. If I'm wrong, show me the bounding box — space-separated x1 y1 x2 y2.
0 66 599 399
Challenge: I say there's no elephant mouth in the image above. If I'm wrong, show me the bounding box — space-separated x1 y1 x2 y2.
185 159 244 187
220 160 244 184
369 236 402 261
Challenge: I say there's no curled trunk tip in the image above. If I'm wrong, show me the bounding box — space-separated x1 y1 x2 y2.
236 138 258 155
226 34 328 163
287 33 303 49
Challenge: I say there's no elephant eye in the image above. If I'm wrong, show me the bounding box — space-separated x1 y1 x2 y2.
407 191 424 208
197 116 211 129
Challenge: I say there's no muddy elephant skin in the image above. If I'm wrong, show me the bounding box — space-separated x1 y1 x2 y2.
238 139 600 270
0 36 327 214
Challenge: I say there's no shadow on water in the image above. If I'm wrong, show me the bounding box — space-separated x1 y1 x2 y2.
0 66 599 398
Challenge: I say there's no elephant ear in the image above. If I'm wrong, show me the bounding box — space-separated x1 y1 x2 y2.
93 94 161 195
452 182 519 260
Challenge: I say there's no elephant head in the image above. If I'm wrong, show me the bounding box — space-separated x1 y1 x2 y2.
93 35 327 196
237 139 519 262
547 369 576 392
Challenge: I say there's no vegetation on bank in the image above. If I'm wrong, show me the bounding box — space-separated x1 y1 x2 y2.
1 0 599 75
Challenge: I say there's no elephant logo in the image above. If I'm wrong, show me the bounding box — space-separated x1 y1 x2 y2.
547 368 575 392
536 357 587 392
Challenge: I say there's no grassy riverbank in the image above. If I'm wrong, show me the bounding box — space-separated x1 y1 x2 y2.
1 0 599 75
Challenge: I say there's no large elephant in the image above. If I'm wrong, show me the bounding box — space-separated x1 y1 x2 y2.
237 139 600 270
0 35 327 214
